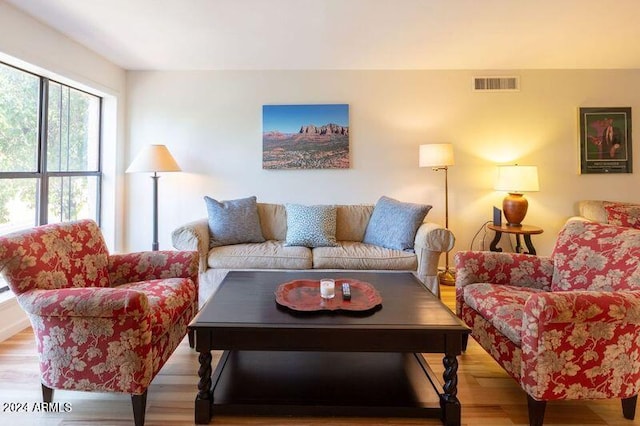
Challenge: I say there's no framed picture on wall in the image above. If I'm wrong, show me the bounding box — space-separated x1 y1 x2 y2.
262 104 350 169
579 107 632 174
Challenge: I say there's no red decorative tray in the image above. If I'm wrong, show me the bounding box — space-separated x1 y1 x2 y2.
275 279 382 312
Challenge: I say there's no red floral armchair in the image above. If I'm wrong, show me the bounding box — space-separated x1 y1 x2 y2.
455 220 640 426
0 220 198 426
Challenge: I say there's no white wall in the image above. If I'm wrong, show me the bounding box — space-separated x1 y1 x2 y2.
126 69 640 258
0 0 127 252
0 1 126 341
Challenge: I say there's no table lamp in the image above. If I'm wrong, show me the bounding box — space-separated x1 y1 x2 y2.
419 143 455 286
494 165 539 227
126 144 181 251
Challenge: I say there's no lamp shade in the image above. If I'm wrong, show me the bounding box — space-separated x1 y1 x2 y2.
419 144 455 168
494 165 539 194
126 144 181 173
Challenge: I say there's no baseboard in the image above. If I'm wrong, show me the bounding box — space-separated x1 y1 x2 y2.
0 297 29 342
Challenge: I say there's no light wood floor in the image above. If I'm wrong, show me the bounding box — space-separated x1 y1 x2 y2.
1 285 638 425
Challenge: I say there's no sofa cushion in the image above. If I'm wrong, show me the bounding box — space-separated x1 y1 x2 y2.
257 203 287 241
205 196 265 248
207 240 312 269
603 201 640 229
259 203 374 243
551 220 640 291
463 283 545 346
363 196 431 251
285 204 338 248
335 205 374 242
312 241 418 270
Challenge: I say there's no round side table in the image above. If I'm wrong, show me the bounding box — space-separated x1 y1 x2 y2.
487 224 543 255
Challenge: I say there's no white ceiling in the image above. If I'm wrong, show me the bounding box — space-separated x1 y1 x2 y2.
7 0 640 71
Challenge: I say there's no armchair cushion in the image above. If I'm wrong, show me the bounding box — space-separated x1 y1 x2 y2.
17 287 149 318
551 221 640 291
463 283 545 346
454 250 554 315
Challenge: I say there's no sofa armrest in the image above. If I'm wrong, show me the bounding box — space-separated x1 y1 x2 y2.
108 251 199 287
414 222 455 252
413 222 455 295
454 251 554 314
565 216 590 224
578 200 608 223
520 290 640 400
172 218 210 273
17 287 149 317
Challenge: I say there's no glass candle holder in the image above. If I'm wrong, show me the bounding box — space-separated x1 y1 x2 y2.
320 279 335 299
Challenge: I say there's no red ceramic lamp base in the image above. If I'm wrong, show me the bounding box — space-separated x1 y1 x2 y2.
503 193 528 227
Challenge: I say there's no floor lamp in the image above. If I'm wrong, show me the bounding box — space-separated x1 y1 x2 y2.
419 143 455 286
126 144 181 251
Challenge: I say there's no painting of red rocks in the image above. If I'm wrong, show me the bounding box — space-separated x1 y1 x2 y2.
263 104 349 169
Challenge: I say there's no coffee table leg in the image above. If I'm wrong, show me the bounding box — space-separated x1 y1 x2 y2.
441 353 461 426
195 350 213 424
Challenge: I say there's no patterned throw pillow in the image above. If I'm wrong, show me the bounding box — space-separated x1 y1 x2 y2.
285 204 338 248
603 201 640 229
363 196 432 251
204 196 265 248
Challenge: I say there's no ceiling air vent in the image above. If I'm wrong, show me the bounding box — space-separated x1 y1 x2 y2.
473 76 520 92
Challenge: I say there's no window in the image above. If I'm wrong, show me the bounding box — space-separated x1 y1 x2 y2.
0 62 102 293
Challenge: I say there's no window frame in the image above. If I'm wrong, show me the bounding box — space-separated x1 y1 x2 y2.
0 61 102 291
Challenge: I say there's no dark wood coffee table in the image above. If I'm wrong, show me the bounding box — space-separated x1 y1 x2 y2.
189 270 470 426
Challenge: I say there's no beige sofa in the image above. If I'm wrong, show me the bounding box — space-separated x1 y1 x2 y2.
172 203 454 304
577 200 610 222
576 200 640 224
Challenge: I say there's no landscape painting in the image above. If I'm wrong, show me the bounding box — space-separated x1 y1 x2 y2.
263 104 350 169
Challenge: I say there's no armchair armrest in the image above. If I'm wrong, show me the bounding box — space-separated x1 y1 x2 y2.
19 287 156 395
17 287 149 317
520 290 640 400
454 250 554 313
108 250 199 287
414 222 455 295
172 218 210 273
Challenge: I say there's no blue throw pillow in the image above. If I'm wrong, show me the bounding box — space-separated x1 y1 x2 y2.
363 196 432 251
285 204 338 248
204 196 265 248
